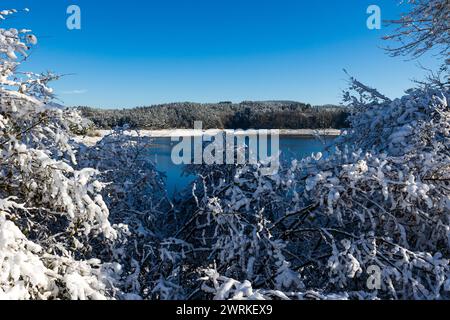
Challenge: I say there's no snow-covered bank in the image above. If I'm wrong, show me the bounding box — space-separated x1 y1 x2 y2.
75 129 341 146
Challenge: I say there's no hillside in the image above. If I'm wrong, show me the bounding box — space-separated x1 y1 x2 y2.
78 101 349 130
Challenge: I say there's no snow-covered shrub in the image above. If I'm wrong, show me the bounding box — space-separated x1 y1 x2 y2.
168 83 450 300
77 128 173 299
292 84 450 299
0 9 120 300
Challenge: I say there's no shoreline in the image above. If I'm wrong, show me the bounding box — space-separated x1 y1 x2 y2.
75 129 341 146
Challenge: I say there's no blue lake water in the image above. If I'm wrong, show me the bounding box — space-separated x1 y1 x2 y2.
146 136 336 198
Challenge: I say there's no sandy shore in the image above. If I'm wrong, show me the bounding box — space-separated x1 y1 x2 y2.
75 129 341 146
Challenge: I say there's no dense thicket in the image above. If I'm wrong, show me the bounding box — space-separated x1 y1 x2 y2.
79 102 349 130
71 81 450 301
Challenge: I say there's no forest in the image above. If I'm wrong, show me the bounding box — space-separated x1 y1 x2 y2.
78 102 349 130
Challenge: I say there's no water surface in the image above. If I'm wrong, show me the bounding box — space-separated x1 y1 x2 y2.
147 135 336 197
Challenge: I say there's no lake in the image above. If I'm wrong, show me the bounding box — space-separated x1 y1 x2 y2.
145 135 337 198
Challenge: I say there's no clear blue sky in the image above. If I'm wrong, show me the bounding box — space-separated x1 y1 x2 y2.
1 0 442 108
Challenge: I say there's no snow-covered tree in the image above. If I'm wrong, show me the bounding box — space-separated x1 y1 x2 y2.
0 9 121 300
384 0 449 63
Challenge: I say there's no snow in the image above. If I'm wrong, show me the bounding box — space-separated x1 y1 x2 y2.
74 129 341 147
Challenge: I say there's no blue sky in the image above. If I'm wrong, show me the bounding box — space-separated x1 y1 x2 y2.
1 0 442 108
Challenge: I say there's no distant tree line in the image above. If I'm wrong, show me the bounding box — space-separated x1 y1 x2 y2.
78 101 349 130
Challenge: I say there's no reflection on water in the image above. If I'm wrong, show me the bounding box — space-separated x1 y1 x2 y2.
147 136 336 198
